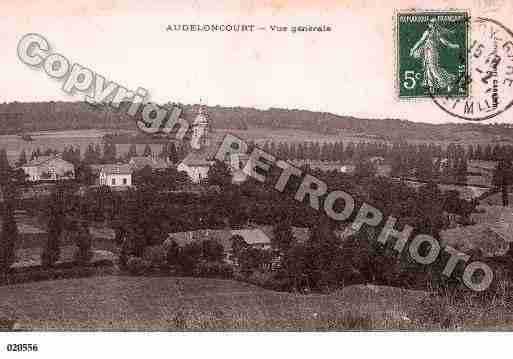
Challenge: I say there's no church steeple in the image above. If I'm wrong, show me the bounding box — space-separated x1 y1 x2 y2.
191 104 210 149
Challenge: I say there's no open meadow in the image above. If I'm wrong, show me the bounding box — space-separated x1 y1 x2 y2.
1 276 512 331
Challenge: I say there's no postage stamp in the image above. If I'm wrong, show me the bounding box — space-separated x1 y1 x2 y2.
396 10 470 99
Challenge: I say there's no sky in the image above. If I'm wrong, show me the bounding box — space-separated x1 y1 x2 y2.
0 0 512 124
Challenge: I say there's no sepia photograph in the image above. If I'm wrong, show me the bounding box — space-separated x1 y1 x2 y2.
1 0 513 356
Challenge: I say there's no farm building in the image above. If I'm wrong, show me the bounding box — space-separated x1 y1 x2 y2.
21 155 75 182
165 228 272 254
440 205 513 257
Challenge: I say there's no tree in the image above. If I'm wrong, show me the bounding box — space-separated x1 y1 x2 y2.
281 244 310 291
177 242 202 275
143 144 152 157
230 234 248 261
168 143 178 163
0 199 17 273
73 221 93 264
201 239 225 262
41 189 65 267
158 143 169 160
354 157 376 179
132 165 154 187
76 162 96 185
238 247 270 277
0 149 10 181
272 222 294 253
16 150 27 167
127 143 138 158
208 160 232 188
455 156 468 183
165 239 180 266
0 149 26 195
493 159 513 206
84 143 100 164
103 142 117 163
94 144 102 162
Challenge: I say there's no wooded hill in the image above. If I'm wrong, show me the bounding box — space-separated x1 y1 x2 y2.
1 101 512 142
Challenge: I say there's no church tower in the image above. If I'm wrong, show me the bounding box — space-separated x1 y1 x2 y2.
191 105 210 149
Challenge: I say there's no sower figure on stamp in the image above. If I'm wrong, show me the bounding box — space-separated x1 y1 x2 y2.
409 18 460 93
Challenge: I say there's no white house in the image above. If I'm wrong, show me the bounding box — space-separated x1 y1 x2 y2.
21 155 75 182
92 164 133 187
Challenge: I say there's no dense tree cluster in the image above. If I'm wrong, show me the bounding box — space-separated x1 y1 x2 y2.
0 149 24 273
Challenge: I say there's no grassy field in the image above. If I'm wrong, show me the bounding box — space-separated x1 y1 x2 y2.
0 276 511 331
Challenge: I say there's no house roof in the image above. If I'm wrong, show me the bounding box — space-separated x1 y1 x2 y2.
180 150 215 167
180 131 250 168
129 156 169 170
440 223 513 257
166 229 233 251
230 229 271 245
22 156 71 168
471 205 513 225
166 227 273 251
91 163 133 175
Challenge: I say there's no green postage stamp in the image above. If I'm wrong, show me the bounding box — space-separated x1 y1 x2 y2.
396 10 469 99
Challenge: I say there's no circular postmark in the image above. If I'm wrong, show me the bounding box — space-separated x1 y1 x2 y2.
432 17 513 121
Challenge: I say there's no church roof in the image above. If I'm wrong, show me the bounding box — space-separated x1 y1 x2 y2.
180 150 214 167
129 156 170 170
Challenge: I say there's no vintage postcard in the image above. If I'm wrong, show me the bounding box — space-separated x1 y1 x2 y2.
2 0 513 355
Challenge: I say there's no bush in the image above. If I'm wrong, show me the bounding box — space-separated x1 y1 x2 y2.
143 245 167 269
0 260 115 286
126 256 151 276
0 200 17 273
177 242 202 275
73 223 93 264
163 239 180 266
196 262 233 279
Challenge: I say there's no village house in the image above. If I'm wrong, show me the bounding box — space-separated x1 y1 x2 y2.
21 155 75 182
91 163 133 188
165 227 273 262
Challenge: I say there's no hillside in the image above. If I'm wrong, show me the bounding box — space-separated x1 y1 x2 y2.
2 102 513 143
0 276 424 330
1 275 511 330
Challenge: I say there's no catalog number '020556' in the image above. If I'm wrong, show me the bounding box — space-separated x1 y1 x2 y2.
6 344 39 352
